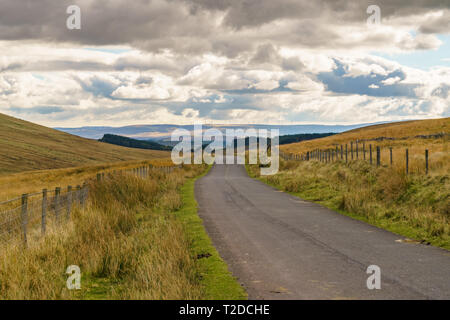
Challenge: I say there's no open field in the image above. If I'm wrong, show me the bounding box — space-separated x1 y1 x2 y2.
0 158 174 202
281 118 449 176
0 113 170 175
0 113 245 299
249 118 450 250
281 118 449 152
0 165 245 299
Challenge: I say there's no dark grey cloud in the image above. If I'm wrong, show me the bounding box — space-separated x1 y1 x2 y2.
135 76 153 86
9 106 64 114
419 10 450 34
250 43 280 65
281 57 305 72
0 62 22 72
0 0 448 56
1 0 449 127
74 75 120 98
183 0 450 29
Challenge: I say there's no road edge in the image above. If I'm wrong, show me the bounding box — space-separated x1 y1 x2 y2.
175 165 248 300
245 164 450 251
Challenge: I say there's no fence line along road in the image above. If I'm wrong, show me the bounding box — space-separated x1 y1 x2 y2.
0 164 181 247
280 143 431 175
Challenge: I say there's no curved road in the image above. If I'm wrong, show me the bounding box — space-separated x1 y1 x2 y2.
195 164 450 299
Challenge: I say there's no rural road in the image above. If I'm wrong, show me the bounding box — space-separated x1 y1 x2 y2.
195 164 450 300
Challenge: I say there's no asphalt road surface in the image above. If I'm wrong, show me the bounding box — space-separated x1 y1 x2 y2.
195 164 450 299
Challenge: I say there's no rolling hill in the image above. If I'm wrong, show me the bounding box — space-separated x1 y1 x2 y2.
281 118 449 155
0 113 170 175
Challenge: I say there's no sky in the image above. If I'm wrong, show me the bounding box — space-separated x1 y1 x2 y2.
0 0 449 127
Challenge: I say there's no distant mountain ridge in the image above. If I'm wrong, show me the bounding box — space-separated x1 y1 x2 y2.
99 134 172 151
55 122 387 140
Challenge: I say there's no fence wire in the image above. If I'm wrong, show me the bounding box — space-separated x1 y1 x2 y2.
0 165 180 246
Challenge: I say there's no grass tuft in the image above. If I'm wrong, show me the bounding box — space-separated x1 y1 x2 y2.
0 164 245 299
248 159 450 250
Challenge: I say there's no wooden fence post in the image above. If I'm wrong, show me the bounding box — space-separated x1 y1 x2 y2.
390 147 393 166
21 194 28 246
76 185 81 205
356 141 359 160
55 187 61 224
425 149 429 174
376 146 380 167
351 142 353 160
406 149 409 175
66 186 72 220
81 183 87 207
345 145 348 163
369 145 372 165
41 189 47 235
341 145 343 160
363 142 366 160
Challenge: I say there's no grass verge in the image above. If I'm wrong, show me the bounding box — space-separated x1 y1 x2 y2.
174 167 247 300
0 164 246 299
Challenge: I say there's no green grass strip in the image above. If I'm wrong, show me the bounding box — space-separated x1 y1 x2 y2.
175 167 247 300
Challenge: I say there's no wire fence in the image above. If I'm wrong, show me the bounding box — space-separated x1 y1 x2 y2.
280 142 433 175
0 164 181 247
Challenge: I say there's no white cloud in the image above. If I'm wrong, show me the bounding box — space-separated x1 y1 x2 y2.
381 77 402 85
0 1 448 126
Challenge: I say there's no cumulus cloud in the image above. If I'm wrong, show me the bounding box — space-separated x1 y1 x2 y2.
0 0 448 126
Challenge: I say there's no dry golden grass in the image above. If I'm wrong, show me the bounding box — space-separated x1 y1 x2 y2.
0 164 208 299
0 113 170 175
0 158 174 202
281 118 449 175
248 118 450 249
249 159 449 249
